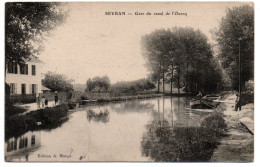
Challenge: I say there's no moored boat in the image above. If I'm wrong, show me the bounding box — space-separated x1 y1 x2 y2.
190 94 220 109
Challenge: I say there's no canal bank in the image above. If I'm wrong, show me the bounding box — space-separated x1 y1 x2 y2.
5 93 162 139
210 92 254 162
5 96 227 162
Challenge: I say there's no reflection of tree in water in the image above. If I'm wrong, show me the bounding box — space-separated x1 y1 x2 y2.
141 113 227 162
110 100 155 113
87 109 110 123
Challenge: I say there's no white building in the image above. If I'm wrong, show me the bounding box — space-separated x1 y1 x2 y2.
5 56 44 102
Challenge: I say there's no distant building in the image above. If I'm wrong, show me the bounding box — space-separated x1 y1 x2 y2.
5 56 44 103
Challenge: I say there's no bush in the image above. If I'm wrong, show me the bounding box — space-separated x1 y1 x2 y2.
5 105 27 118
5 104 69 139
241 91 254 106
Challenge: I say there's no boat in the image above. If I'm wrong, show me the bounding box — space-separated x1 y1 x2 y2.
201 94 220 101
81 99 98 105
190 94 220 109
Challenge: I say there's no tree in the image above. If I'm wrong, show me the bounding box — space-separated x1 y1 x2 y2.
110 78 155 94
42 71 74 92
85 78 95 92
5 2 67 67
213 4 254 90
92 76 110 92
142 27 222 94
141 29 172 93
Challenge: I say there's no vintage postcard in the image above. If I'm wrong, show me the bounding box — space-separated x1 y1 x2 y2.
4 1 254 162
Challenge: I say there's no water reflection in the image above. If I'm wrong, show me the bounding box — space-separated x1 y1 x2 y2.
110 100 155 113
87 109 110 123
141 97 223 162
5 131 41 162
5 97 219 162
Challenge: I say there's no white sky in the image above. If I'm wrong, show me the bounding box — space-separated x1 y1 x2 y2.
39 2 250 84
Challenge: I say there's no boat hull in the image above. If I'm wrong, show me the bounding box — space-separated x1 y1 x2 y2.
190 99 219 109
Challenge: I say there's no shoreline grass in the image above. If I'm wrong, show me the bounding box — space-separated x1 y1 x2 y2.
5 104 69 140
81 93 163 104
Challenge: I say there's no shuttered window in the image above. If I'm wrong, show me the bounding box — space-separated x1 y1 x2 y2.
9 83 17 95
31 84 37 94
20 64 28 75
21 84 26 95
32 65 36 75
7 62 18 74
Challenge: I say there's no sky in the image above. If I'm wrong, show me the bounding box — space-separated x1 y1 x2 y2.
38 2 250 84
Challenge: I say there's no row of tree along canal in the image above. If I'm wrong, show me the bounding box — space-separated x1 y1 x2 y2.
141 5 254 95
141 27 222 94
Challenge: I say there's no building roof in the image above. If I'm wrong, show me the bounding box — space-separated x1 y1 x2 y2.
41 85 50 91
24 56 44 64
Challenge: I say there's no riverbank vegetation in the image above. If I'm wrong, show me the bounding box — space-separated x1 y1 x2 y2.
85 77 155 95
95 94 162 103
5 104 69 139
142 112 227 162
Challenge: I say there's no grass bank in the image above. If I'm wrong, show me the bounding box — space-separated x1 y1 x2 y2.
5 104 69 140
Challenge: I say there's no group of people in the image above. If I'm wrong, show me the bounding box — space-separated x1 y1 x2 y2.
36 93 59 109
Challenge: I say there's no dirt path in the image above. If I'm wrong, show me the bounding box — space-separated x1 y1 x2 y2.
210 93 254 162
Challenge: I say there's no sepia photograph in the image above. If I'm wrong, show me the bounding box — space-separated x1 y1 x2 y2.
3 1 254 162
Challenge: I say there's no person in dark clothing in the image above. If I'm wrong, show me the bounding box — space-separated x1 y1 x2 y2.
55 94 59 106
45 98 48 107
234 93 241 111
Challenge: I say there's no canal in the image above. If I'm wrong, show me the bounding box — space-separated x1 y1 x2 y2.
5 96 218 162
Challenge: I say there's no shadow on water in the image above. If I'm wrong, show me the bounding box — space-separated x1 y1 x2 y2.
141 97 227 162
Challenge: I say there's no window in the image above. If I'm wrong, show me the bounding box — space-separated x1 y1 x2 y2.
9 83 17 95
20 64 28 75
7 62 18 74
31 84 37 94
19 137 28 149
32 65 36 75
31 135 35 146
21 84 26 95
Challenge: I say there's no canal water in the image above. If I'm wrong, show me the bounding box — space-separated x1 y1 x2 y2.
5 97 214 162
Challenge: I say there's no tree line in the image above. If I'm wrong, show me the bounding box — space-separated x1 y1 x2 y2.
5 2 253 95
213 4 254 91
85 76 155 94
141 4 253 94
141 27 222 94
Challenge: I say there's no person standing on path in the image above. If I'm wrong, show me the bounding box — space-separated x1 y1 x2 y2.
55 92 59 106
36 93 41 109
234 93 241 111
41 96 46 108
